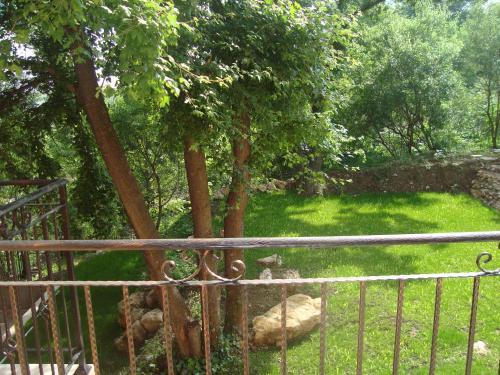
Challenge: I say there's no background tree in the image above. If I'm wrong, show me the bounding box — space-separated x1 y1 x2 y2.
460 2 500 148
342 1 463 158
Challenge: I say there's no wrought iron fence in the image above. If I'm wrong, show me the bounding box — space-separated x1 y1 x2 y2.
0 180 85 374
0 232 499 375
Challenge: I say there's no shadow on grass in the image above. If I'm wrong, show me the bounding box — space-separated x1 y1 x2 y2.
243 192 440 280
74 251 145 373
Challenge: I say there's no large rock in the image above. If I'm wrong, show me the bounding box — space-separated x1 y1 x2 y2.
114 334 128 353
145 289 160 309
257 254 282 267
132 320 147 346
114 321 147 352
141 309 163 333
118 307 148 328
259 268 273 280
252 294 321 347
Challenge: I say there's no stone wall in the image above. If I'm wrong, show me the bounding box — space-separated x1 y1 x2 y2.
328 154 500 210
471 163 500 210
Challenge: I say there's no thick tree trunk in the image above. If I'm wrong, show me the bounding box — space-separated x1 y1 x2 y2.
183 135 220 344
72 55 201 357
224 110 251 334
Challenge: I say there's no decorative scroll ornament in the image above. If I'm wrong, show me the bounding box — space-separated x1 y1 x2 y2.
476 243 500 274
162 250 246 282
2 337 17 357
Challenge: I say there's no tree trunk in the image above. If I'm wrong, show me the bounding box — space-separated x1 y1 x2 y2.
183 135 221 344
224 109 251 334
71 53 201 357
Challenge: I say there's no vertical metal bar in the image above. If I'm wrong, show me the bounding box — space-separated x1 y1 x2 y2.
122 286 137 375
8 286 29 375
319 283 328 375
280 285 287 375
201 285 212 375
39 208 57 375
160 286 174 375
58 185 86 371
84 286 100 375
19 208 31 280
28 287 44 374
356 281 367 375
465 277 480 375
0 287 16 373
241 286 250 375
46 286 64 375
429 278 443 375
42 304 56 375
15 214 44 374
40 208 53 280
53 212 73 364
10 210 20 279
392 280 405 375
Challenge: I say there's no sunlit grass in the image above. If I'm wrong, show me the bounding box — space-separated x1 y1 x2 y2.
244 192 499 374
73 191 499 374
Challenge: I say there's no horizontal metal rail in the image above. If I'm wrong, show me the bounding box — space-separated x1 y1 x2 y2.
0 271 497 287
0 231 499 251
0 179 54 187
0 179 67 216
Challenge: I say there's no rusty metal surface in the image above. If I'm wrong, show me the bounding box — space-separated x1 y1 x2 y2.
319 283 327 375
280 285 287 375
356 281 366 375
8 286 28 375
465 277 480 375
2 231 499 251
429 278 443 375
241 286 250 375
122 287 137 375
46 286 64 375
160 286 174 375
201 285 212 375
84 286 100 375
0 270 497 288
392 280 405 375
0 180 85 372
0 180 67 217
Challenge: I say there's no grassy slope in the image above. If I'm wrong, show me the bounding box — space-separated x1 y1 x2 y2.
74 192 499 374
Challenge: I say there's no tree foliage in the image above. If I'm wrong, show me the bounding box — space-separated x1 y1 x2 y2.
343 1 463 157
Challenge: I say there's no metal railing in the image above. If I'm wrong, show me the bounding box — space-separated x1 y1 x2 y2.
0 180 85 374
0 232 499 375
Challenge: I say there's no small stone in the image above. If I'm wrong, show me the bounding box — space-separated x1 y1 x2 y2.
145 289 160 308
257 254 282 267
259 268 273 280
132 320 147 345
273 179 287 190
114 335 128 353
141 309 163 333
266 182 277 191
128 291 147 308
473 341 490 356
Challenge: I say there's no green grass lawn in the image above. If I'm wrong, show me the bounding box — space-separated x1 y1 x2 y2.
73 192 500 374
